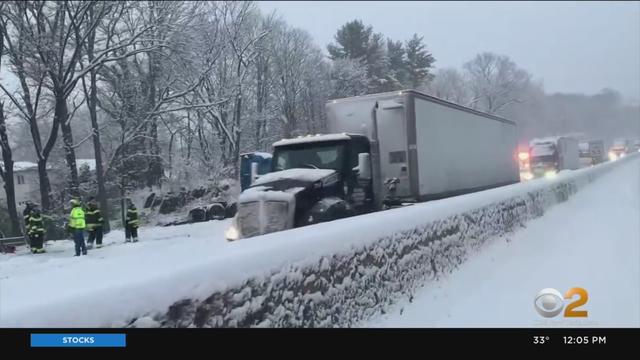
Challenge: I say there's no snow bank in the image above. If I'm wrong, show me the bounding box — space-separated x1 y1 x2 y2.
149 155 637 328
2 154 636 328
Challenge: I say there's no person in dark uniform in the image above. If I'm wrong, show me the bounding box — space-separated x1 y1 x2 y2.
27 206 46 253
125 200 139 243
23 201 34 228
85 198 104 249
23 201 35 249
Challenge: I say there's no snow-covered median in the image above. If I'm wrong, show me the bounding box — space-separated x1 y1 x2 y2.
368 157 639 327
0 155 636 327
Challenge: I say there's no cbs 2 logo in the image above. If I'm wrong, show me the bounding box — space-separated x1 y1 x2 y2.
534 287 589 318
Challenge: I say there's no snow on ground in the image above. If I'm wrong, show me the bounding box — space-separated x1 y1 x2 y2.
0 219 231 327
367 158 640 327
1 158 637 328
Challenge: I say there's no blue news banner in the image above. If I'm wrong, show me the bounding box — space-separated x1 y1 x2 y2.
31 333 126 347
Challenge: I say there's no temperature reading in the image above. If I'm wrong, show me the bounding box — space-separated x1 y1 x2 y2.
533 336 550 344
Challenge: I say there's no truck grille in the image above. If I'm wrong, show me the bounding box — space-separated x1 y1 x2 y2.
238 200 289 237
264 201 288 234
238 201 260 237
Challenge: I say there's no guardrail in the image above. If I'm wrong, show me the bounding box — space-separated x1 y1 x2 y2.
0 236 26 247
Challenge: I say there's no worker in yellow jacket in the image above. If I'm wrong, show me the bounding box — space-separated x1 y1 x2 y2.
68 199 87 256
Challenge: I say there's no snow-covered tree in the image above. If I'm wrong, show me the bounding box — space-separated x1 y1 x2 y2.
330 58 368 99
426 68 471 106
464 52 531 115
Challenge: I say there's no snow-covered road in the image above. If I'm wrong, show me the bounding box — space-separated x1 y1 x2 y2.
368 158 640 327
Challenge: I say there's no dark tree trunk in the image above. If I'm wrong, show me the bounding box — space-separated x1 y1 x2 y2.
0 104 20 236
57 94 79 197
233 93 242 179
82 7 110 232
146 47 163 188
36 160 52 211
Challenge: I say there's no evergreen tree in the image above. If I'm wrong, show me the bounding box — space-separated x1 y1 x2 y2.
386 39 407 89
405 34 435 89
327 20 390 93
327 20 371 61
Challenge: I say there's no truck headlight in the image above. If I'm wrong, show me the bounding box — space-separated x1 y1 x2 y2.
225 221 240 241
520 171 533 181
544 170 557 179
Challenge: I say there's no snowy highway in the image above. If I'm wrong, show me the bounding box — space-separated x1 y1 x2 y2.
368 158 640 327
1 158 638 327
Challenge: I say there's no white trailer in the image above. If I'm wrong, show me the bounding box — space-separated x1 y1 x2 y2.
228 90 520 240
326 90 520 205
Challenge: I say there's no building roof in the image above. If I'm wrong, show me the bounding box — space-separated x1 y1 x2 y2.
0 159 97 174
0 161 38 172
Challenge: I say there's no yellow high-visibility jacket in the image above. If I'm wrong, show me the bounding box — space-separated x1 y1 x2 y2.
69 206 86 230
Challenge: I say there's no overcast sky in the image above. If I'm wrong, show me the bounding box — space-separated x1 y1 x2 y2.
259 1 640 104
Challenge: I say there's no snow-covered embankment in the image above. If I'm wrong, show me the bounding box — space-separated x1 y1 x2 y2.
149 155 637 327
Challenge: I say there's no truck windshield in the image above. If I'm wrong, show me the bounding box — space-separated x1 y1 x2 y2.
273 142 346 171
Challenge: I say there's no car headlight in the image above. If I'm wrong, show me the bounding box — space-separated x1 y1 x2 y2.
608 152 618 161
620 152 625 158
544 170 557 179
225 220 240 241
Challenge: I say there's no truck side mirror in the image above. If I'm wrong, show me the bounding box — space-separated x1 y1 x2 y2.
250 162 259 184
355 153 371 180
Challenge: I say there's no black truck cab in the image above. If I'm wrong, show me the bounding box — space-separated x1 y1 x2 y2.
227 134 373 240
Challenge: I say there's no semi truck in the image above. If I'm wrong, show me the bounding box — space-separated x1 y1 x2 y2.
609 138 631 161
225 90 520 241
529 136 580 178
578 140 605 167
240 152 272 191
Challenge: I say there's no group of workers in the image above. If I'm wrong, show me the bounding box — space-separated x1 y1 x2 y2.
23 198 140 256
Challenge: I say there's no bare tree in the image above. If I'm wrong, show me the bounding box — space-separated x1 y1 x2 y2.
0 3 21 235
0 102 20 235
98 1 224 196
464 52 531 115
426 67 471 106
330 58 368 99
271 26 315 137
0 3 55 210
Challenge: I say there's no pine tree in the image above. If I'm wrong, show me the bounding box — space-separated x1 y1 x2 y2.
386 39 407 89
405 34 435 89
327 20 390 93
327 20 371 61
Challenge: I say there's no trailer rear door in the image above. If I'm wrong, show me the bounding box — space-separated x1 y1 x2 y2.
376 100 411 197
